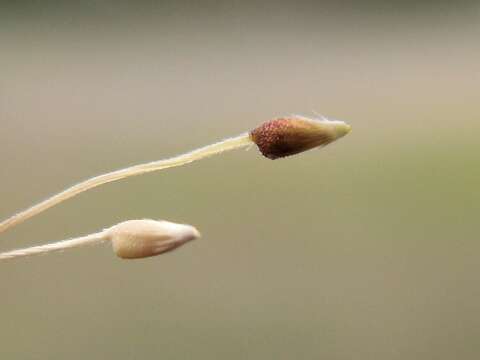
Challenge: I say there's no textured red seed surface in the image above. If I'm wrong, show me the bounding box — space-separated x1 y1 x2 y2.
250 117 333 159
250 119 294 159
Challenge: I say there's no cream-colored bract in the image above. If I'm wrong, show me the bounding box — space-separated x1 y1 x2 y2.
292 114 352 139
108 219 200 259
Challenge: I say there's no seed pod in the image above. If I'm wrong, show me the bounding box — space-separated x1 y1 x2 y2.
250 116 351 159
106 219 200 259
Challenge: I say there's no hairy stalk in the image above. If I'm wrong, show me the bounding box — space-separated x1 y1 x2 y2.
0 133 252 235
0 232 107 260
0 115 351 262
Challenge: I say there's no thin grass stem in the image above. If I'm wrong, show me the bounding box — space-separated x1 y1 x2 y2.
0 133 252 235
0 232 107 260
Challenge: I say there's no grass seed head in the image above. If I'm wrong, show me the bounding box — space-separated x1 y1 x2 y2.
107 219 200 259
250 115 351 159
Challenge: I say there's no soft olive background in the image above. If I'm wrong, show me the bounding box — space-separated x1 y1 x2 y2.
1 2 479 359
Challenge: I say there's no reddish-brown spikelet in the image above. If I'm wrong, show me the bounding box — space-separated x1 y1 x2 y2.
250 116 348 159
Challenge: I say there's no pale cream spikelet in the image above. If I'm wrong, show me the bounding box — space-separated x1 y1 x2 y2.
107 219 200 259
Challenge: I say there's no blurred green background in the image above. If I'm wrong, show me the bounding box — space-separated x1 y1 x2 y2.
1 1 479 359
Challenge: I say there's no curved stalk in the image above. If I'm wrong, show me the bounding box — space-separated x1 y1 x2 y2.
0 133 252 235
0 232 107 260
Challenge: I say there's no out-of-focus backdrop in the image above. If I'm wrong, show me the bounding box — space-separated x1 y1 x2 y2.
1 2 479 359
